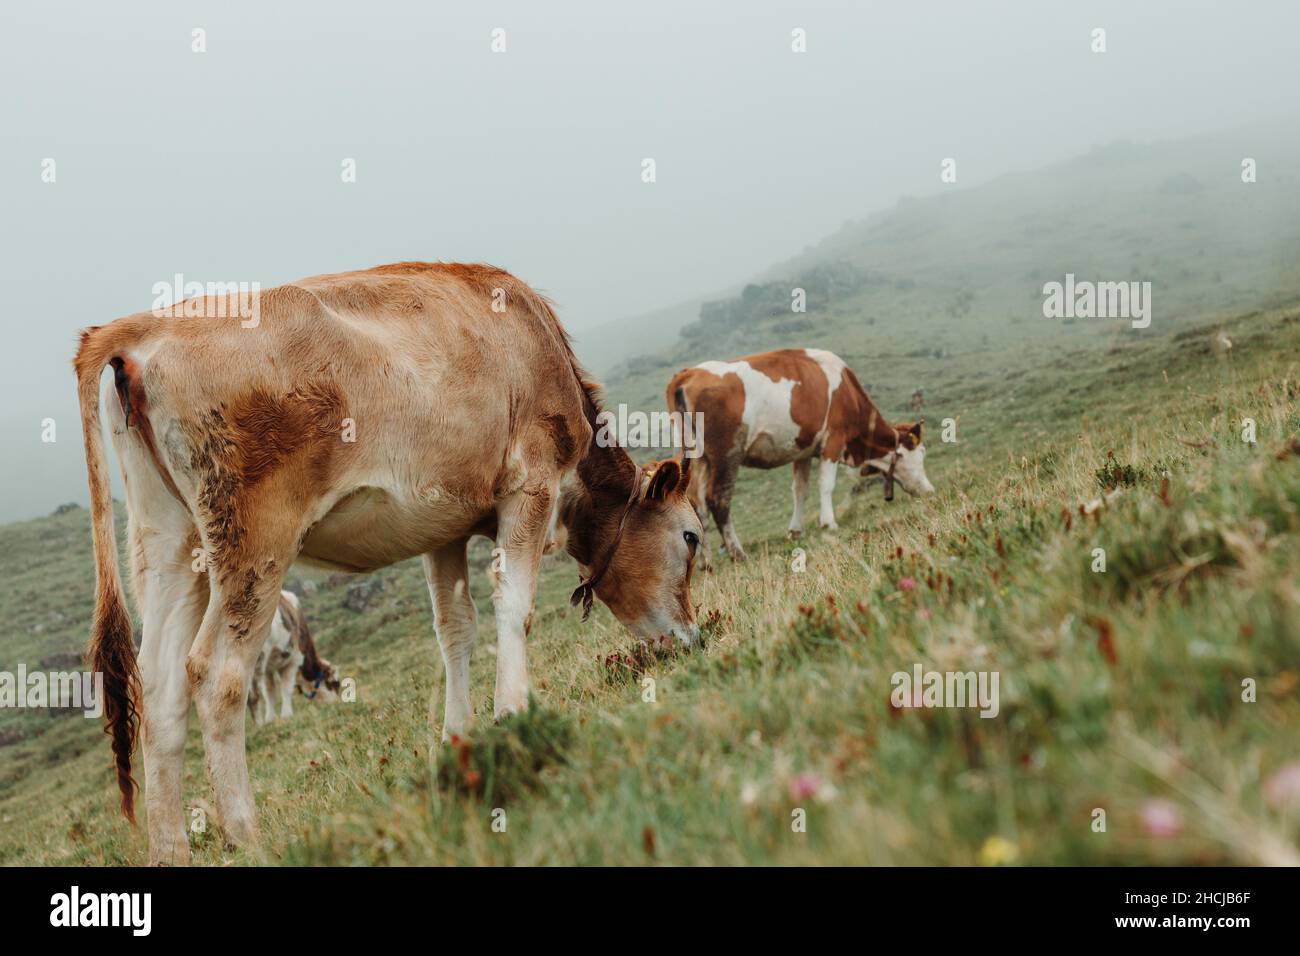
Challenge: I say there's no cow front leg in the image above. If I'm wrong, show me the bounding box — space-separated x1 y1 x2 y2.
490 485 553 719
818 458 839 529
422 539 478 739
251 665 273 725
276 663 295 719
789 458 811 538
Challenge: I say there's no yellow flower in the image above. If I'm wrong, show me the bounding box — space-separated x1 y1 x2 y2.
979 836 1020 866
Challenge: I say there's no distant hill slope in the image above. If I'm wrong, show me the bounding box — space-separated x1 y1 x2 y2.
571 295 715 376
598 123 1300 413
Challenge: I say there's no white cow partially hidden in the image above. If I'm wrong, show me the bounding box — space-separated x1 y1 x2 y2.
246 591 340 725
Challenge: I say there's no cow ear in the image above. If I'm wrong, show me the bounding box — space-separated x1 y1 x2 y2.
644 459 682 501
900 420 922 449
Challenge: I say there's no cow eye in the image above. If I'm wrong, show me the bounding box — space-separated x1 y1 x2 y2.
683 531 699 548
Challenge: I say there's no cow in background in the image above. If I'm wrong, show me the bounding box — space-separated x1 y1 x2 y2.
247 591 340 725
667 348 935 563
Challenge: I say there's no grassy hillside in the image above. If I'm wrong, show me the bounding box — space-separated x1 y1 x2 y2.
3 126 1299 865
2 293 1298 865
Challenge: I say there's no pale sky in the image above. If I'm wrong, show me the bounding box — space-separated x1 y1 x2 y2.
3 0 1299 520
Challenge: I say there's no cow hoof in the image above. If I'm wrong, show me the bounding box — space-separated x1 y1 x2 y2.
149 840 192 867
788 529 802 540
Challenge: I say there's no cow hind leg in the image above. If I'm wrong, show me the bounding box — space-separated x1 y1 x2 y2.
132 525 208 866
423 539 478 740
187 542 294 849
110 399 208 866
789 458 811 538
706 458 745 561
490 483 553 719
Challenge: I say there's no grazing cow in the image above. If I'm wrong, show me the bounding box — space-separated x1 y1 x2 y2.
75 261 702 864
246 591 340 725
666 348 935 563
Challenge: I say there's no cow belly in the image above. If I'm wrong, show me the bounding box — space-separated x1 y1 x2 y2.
741 433 810 469
738 413 818 469
298 485 486 572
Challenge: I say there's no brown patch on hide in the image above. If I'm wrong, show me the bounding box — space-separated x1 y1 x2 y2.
751 350 830 450
185 656 208 690
218 668 247 710
229 383 344 487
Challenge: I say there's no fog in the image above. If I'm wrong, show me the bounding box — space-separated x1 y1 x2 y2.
2 0 1298 520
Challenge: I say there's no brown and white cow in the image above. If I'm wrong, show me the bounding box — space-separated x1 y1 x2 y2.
246 591 341 725
75 261 702 864
666 348 934 563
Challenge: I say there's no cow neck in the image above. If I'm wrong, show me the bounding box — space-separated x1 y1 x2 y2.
563 430 640 619
863 405 901 459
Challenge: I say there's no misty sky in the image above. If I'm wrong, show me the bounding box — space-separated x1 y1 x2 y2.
3 0 1299 521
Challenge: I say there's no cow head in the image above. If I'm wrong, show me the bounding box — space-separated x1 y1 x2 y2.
859 421 935 499
569 458 703 649
296 657 342 702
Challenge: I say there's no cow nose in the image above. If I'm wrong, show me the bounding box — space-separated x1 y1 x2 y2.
674 623 701 647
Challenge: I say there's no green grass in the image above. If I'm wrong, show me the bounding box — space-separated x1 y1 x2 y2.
2 295 1298 865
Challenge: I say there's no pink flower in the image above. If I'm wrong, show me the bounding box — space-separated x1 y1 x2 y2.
788 773 823 802
1140 799 1183 838
1263 762 1300 810
898 577 917 592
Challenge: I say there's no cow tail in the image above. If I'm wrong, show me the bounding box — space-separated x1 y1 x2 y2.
75 329 141 824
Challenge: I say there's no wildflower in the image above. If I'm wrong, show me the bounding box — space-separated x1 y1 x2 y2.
1139 799 1182 838
979 836 1019 866
1263 762 1300 811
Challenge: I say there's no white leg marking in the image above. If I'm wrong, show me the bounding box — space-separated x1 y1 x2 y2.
818 458 839 529
490 485 553 719
789 458 811 536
